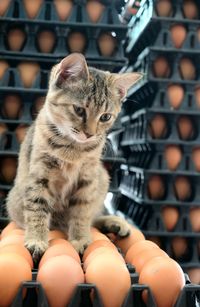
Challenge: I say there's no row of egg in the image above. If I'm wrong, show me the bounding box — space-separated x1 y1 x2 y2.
156 0 199 19
0 221 185 307
152 55 199 80
0 95 45 120
2 27 117 56
0 0 107 23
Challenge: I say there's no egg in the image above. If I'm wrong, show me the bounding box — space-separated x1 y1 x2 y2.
161 206 179 231
0 60 9 80
125 240 160 264
7 228 25 237
67 31 87 53
7 27 26 51
177 115 194 140
53 0 73 21
183 0 198 19
0 157 17 184
17 62 40 88
83 239 117 262
167 84 184 109
1 221 19 238
187 268 200 284
0 244 33 268
48 230 67 241
37 30 56 53
0 0 11 16
23 0 43 19
0 234 24 247
139 257 185 307
86 0 105 23
147 175 165 200
148 114 167 139
147 236 162 247
0 123 8 135
174 176 191 201
98 32 117 57
39 240 81 269
170 24 187 48
37 255 84 307
2 94 22 119
32 95 45 119
179 57 196 80
15 124 29 144
114 225 145 254
195 86 200 108
90 227 110 241
164 145 182 170
0 253 32 306
85 253 131 307
192 147 200 171
152 56 170 78
156 0 172 17
171 237 188 259
130 248 169 274
189 207 200 232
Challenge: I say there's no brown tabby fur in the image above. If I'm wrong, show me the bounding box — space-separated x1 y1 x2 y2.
6 53 142 262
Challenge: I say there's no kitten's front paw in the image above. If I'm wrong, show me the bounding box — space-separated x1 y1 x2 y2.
70 238 91 255
25 240 48 264
94 215 131 238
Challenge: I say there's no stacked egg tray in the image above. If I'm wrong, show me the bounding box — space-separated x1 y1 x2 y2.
1 266 199 306
0 0 127 70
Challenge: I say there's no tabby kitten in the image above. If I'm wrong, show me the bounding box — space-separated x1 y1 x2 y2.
6 53 142 262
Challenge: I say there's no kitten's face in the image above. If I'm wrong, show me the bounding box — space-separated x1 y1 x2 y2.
45 54 142 145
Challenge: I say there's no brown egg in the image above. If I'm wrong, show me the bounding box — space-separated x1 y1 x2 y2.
174 176 191 201
177 115 194 140
167 84 184 109
48 230 67 241
32 95 45 119
195 86 200 108
85 253 131 307
156 0 172 17
23 0 43 19
1 221 19 238
37 30 56 53
86 0 105 23
114 225 145 254
0 234 24 247
161 206 179 231
67 31 87 53
183 0 198 19
170 24 187 48
0 60 9 80
90 227 110 241
7 28 26 51
125 240 159 264
187 268 200 284
39 240 81 268
164 145 182 171
139 257 185 307
53 0 73 21
152 56 170 78
83 239 117 262
147 175 165 200
148 114 168 139
171 237 188 259
0 244 33 268
17 62 40 88
0 253 32 306
179 57 196 80
192 147 200 171
147 236 162 247
0 0 11 16
0 157 17 184
7 229 25 237
2 94 22 119
37 255 84 307
189 207 200 232
98 32 117 57
0 123 8 135
15 124 30 144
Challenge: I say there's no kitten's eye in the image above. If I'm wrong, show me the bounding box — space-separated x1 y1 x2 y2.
73 105 86 117
100 113 112 122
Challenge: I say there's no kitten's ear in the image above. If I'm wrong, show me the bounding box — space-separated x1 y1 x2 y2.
56 53 89 87
113 72 143 100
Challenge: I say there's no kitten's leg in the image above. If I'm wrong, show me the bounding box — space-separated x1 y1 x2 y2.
93 215 131 237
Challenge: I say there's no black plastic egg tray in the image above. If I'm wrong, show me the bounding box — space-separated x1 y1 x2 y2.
126 0 200 61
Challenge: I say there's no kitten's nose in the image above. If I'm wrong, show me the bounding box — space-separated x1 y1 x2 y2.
85 132 93 138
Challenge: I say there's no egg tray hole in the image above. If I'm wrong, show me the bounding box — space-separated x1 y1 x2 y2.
0 22 127 63
126 7 200 61
1 0 124 27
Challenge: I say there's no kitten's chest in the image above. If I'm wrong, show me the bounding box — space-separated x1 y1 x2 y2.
48 162 80 208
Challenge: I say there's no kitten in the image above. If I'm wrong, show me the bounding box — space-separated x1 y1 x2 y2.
6 53 142 262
